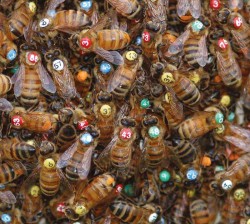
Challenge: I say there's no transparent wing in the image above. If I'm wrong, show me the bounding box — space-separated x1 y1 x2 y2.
228 0 243 11
189 0 201 18
38 62 56 93
0 98 13 112
196 35 208 67
107 66 124 92
231 29 250 59
0 191 16 204
94 47 124 65
56 168 73 192
56 140 79 168
168 29 190 55
77 147 94 180
177 0 190 17
11 63 25 97
146 0 167 23
107 0 133 14
46 0 65 16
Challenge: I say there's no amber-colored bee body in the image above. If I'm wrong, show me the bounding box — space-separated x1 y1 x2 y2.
0 137 36 160
190 199 210 224
199 89 220 110
168 0 181 26
65 173 115 220
0 161 26 184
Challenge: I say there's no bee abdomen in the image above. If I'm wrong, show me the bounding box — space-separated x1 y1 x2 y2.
111 147 131 168
10 142 36 160
40 169 60 196
0 75 11 95
0 162 26 184
190 199 210 224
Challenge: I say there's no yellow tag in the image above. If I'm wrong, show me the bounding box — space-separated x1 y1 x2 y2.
164 93 172 104
215 124 225 134
220 95 230 107
161 72 174 84
44 158 55 168
75 205 87 215
106 176 115 186
125 51 137 61
247 219 250 224
189 72 200 84
234 188 246 201
30 185 40 197
29 2 36 13
100 104 111 116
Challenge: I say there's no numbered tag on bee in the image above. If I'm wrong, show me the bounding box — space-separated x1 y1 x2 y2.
142 31 151 42
39 18 49 28
80 0 92 11
125 51 137 61
27 52 39 64
120 128 132 140
11 115 24 127
209 0 221 10
53 59 64 71
233 16 243 29
218 38 228 50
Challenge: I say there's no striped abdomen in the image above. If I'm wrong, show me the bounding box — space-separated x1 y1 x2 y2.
97 30 130 50
56 124 77 153
173 76 200 105
168 2 180 26
53 10 89 30
184 36 201 68
0 75 11 95
190 199 210 224
232 29 250 54
20 66 41 107
97 119 115 146
40 167 60 196
0 162 26 184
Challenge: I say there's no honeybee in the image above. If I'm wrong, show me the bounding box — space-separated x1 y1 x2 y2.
65 173 115 220
109 200 162 224
70 11 130 65
0 74 12 96
20 185 43 224
176 0 201 20
11 45 56 108
45 49 79 102
10 109 58 133
3 0 36 41
213 153 250 192
93 91 116 146
0 161 26 184
141 21 162 63
107 48 143 100
243 73 250 110
168 0 181 26
140 115 168 171
0 30 17 71
0 137 36 161
144 0 168 32
160 89 184 129
57 125 99 182
199 88 221 110
228 0 244 11
189 199 210 224
168 19 210 68
178 110 224 139
105 0 143 21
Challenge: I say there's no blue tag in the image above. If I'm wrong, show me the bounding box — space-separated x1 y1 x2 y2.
1 214 11 223
100 61 111 74
7 49 17 61
135 36 142 45
186 169 198 180
80 133 93 145
191 20 204 32
80 1 92 11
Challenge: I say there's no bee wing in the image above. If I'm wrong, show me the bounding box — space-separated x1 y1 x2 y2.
216 50 241 85
196 35 208 67
0 98 13 112
46 0 65 17
77 147 94 180
107 0 133 14
222 122 250 152
107 66 123 92
0 191 16 204
177 0 190 17
189 0 201 19
37 62 56 93
56 168 74 192
168 29 190 55
11 63 25 97
94 47 124 65
56 140 79 168
146 0 167 23
231 29 250 59
228 0 243 11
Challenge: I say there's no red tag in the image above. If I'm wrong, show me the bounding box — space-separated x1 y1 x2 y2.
11 115 24 127
142 31 150 42
209 0 221 10
77 119 89 130
115 184 123 194
233 16 243 29
27 52 39 63
218 38 228 50
119 128 132 140
80 37 92 48
56 203 65 213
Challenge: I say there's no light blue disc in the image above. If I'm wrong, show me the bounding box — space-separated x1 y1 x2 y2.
227 112 235 122
80 1 92 11
191 20 204 32
100 61 111 74
1 214 11 223
135 36 142 45
80 133 93 145
7 49 17 61
186 168 198 180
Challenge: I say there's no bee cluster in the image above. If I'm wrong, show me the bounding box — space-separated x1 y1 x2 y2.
0 0 250 223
